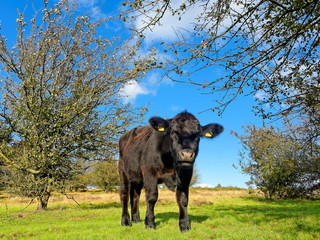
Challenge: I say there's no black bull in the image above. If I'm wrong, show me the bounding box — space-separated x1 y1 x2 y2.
118 112 223 231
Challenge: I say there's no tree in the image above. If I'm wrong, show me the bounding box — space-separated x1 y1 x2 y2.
65 170 91 192
190 166 200 186
88 160 120 192
121 0 320 120
0 0 154 209
232 121 320 199
0 120 12 190
66 160 120 192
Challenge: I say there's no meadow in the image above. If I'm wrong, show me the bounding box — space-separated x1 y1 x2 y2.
0 188 319 240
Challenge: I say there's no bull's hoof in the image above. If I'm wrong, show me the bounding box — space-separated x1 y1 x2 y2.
145 218 155 229
121 217 132 227
179 221 191 232
180 225 191 232
145 224 155 229
132 215 141 223
180 226 191 232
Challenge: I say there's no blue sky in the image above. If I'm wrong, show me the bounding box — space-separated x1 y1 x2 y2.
0 0 265 188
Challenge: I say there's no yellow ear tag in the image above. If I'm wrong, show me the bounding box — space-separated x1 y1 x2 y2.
158 127 165 132
205 132 212 137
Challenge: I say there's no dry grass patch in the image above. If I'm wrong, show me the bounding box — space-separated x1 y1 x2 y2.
0 188 250 210
1 188 248 201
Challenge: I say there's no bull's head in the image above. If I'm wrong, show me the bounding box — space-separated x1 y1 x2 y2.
149 112 223 168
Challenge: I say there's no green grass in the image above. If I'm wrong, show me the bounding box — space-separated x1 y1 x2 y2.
0 189 319 239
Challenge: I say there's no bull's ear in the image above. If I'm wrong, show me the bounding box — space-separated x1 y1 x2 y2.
149 117 170 133
201 124 224 138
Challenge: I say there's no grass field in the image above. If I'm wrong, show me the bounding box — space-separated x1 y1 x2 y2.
0 188 319 239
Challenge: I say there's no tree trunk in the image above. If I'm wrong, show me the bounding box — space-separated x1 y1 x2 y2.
37 191 51 210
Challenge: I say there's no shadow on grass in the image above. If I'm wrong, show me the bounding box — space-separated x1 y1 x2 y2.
46 202 121 211
215 203 320 222
155 212 209 225
80 202 121 209
212 197 320 235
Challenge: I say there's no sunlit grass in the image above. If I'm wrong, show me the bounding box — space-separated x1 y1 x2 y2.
1 189 319 239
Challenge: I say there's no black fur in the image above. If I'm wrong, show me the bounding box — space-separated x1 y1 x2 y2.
118 111 223 231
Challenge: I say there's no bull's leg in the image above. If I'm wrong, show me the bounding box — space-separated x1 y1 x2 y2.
176 166 193 231
130 182 142 223
119 162 131 227
144 176 158 229
176 187 191 232
120 181 131 226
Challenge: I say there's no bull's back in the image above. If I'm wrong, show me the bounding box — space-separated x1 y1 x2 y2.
119 125 153 161
119 126 153 182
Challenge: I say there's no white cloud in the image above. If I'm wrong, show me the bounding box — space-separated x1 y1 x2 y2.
134 0 246 44
120 80 150 104
193 183 215 188
170 104 184 112
134 0 204 43
119 73 174 104
76 0 108 20
254 90 271 109
147 72 173 87
254 90 269 101
146 72 161 86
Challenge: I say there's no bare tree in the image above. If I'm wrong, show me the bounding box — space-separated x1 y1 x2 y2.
121 0 320 120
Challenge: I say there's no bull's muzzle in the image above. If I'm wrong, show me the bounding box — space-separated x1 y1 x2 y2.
179 150 195 166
